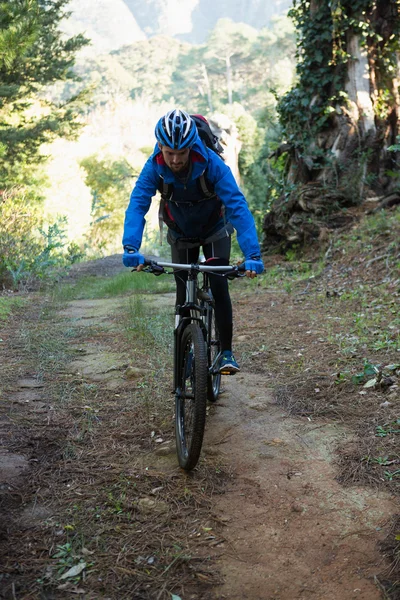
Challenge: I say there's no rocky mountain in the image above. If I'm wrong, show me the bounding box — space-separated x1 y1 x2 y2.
63 0 145 54
123 0 292 43
65 0 292 52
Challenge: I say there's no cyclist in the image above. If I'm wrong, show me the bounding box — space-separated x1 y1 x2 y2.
122 109 264 374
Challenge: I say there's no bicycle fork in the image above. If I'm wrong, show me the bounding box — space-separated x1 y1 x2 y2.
173 275 206 395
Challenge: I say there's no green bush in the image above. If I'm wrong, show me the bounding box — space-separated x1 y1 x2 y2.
0 188 83 289
80 155 136 254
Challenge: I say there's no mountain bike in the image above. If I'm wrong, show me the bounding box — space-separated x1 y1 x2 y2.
141 258 244 471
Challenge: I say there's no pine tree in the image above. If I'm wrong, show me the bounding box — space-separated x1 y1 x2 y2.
0 0 89 185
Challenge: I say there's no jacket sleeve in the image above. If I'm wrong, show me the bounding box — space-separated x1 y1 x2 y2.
208 153 261 258
122 157 159 250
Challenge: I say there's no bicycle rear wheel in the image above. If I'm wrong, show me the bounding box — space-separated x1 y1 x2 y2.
206 303 221 403
175 323 208 470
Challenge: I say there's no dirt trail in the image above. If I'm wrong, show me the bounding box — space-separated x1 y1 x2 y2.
57 286 396 599
206 377 395 599
0 254 398 599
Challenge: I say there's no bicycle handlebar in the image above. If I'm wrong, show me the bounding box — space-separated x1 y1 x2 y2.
142 258 245 276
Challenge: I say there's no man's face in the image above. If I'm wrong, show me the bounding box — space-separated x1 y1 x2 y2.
159 143 191 173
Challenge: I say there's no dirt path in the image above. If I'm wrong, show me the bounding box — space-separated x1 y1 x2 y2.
206 377 395 599
0 253 398 599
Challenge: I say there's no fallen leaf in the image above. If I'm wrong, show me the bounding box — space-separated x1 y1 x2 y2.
59 562 86 580
363 378 377 388
263 438 285 446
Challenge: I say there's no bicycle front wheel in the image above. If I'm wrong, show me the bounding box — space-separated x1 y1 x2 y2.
175 323 208 471
207 303 221 403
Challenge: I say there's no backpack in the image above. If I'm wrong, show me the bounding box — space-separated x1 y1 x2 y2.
191 115 224 156
157 115 225 244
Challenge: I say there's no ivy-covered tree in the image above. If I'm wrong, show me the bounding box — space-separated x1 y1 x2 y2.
0 0 88 185
263 0 400 250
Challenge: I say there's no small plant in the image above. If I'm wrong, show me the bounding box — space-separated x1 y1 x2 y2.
52 542 75 575
384 469 400 481
376 420 400 438
351 360 380 386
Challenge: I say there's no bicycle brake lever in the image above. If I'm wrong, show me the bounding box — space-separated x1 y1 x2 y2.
142 262 165 275
226 267 245 280
151 263 165 276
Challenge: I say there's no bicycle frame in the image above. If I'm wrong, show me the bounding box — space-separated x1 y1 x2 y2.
172 266 207 395
142 260 241 393
139 258 243 470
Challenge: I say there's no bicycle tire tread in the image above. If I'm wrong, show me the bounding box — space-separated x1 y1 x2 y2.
176 323 208 470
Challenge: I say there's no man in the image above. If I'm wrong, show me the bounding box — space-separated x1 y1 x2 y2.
122 109 264 374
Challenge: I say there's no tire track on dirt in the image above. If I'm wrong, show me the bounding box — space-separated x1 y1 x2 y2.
204 376 396 600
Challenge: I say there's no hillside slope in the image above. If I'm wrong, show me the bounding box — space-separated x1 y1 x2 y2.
63 0 145 53
64 0 292 51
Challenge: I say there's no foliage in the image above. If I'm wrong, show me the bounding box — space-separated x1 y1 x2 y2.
0 295 26 322
232 103 292 222
0 0 90 288
281 3 338 123
79 155 136 254
0 0 89 186
277 0 400 167
277 0 345 163
71 16 296 117
113 36 186 105
0 188 81 289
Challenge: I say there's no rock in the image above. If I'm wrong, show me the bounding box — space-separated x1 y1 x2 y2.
249 402 268 411
11 390 42 403
0 450 29 483
258 452 275 459
155 442 175 456
18 379 44 389
237 335 249 342
124 366 147 380
136 497 168 514
20 504 53 527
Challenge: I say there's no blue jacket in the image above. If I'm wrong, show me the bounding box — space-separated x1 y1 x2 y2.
122 134 261 259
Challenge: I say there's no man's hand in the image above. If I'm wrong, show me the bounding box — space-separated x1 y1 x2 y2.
243 256 264 279
123 246 145 270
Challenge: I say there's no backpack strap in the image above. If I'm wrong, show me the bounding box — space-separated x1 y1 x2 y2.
158 176 173 201
197 171 226 227
197 171 217 199
157 170 223 245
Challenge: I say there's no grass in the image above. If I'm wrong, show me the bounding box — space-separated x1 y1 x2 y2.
53 271 175 302
0 259 228 599
0 295 26 322
2 206 399 598
123 294 174 350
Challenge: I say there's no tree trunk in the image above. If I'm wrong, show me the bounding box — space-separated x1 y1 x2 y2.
262 1 400 253
201 63 213 112
226 53 233 105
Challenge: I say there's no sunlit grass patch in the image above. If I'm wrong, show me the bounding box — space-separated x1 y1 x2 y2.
53 271 175 301
99 271 175 297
